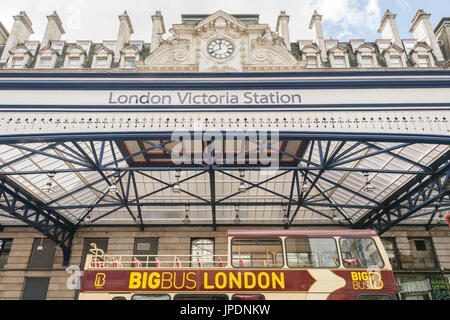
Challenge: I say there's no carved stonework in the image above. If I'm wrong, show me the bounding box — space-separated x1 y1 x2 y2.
142 10 306 72
245 39 306 71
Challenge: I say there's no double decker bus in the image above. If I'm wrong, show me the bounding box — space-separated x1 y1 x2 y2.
79 229 397 300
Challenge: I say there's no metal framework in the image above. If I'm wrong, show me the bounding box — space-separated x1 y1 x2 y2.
0 69 449 265
0 132 448 266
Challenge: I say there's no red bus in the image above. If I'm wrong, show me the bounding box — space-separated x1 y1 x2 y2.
79 229 397 300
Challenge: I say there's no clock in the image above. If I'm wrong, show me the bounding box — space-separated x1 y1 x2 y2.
207 39 234 59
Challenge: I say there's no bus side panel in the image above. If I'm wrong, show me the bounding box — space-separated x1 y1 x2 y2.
327 270 397 300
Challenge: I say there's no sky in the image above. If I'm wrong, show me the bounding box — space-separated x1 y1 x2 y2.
0 0 448 43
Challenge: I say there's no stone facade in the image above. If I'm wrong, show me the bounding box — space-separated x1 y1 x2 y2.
0 226 449 300
0 9 448 72
0 8 449 301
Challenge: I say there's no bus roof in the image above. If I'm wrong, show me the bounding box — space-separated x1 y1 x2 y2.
227 229 379 238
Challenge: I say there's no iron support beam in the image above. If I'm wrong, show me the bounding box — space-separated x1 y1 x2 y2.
0 176 75 265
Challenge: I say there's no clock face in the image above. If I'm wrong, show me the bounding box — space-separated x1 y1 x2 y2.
207 39 234 59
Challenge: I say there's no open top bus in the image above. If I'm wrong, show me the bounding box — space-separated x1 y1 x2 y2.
79 229 397 300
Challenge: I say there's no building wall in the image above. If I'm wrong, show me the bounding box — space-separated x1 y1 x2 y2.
0 226 449 300
0 226 228 300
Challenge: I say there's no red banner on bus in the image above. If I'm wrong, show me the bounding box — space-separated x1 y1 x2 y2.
81 269 395 294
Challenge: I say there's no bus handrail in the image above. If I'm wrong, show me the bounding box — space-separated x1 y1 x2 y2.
85 253 229 270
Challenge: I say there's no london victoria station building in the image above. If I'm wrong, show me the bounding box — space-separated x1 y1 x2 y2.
0 9 449 300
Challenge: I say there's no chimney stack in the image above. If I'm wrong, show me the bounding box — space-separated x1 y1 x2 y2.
0 11 33 63
276 11 291 51
309 11 327 62
114 10 134 62
410 9 444 61
378 10 402 47
42 11 65 47
150 11 165 53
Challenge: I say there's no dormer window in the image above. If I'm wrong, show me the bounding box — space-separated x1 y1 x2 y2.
12 57 24 69
96 58 108 69
306 56 318 68
355 44 378 68
410 43 435 68
6 44 32 69
301 44 321 69
417 56 430 67
361 56 375 68
68 57 81 68
333 56 346 68
389 56 402 68
120 45 140 69
92 45 113 69
125 59 135 69
328 45 350 68
39 57 52 69
63 44 87 69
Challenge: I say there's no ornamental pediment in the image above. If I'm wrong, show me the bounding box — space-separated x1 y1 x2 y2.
194 10 247 33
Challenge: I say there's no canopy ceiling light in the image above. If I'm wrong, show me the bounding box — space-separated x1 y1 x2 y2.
238 170 247 193
234 204 241 224
363 172 375 193
183 205 190 224
172 170 181 193
41 172 55 194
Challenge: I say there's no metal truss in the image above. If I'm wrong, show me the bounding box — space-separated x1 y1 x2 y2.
355 155 450 234
0 176 75 265
0 131 449 263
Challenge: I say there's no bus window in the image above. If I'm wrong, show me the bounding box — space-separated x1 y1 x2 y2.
131 294 171 300
232 294 265 300
358 294 393 300
339 238 384 268
286 238 339 268
174 294 228 300
231 238 283 268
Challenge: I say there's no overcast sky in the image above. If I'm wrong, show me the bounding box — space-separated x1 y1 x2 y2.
0 0 447 43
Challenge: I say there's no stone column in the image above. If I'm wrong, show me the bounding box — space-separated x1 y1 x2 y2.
276 11 291 51
114 10 134 63
0 11 33 63
378 10 402 48
410 9 444 62
309 11 327 62
150 11 165 53
42 11 65 48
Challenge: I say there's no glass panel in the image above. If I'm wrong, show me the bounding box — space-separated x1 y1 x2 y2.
334 56 346 68
191 239 214 267
13 58 24 69
132 294 170 300
390 56 402 67
286 238 339 268
418 56 430 67
231 238 283 268
125 59 135 69
96 58 108 68
358 294 393 300
362 56 375 67
68 58 80 68
340 238 384 268
40 58 52 68
306 56 318 68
